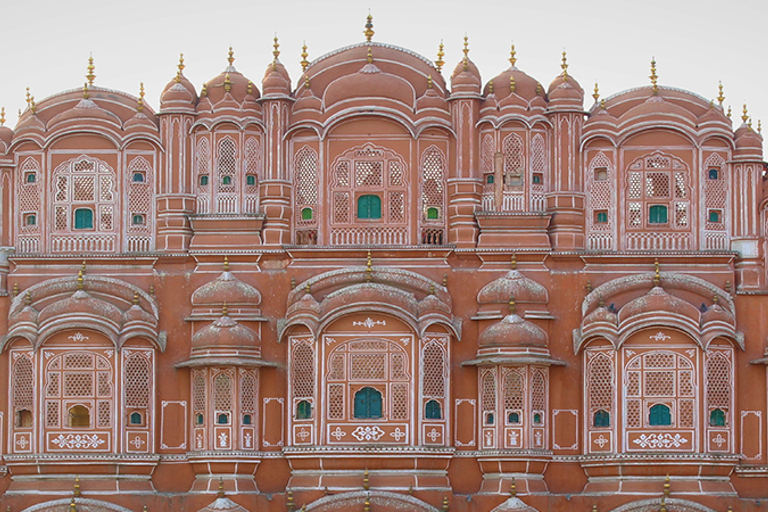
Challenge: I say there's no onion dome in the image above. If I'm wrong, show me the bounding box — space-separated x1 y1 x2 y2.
160 54 198 111
190 306 258 351
483 45 546 109
202 47 258 107
293 75 322 112
0 108 12 148
477 264 548 306
478 306 548 349
734 105 763 159
122 292 155 325
262 36 292 97
618 285 699 324
547 50 584 107
191 259 262 310
450 37 482 95
416 75 449 112
38 273 122 327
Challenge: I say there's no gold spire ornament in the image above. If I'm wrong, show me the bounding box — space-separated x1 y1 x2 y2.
511 253 517 270
436 40 445 74
224 73 232 93
650 57 658 95
12 282 19 296
717 81 725 105
742 104 749 124
600 98 606 109
247 80 254 95
223 256 229 271
178 53 185 75
300 42 309 72
561 50 568 78
593 81 600 103
0 107 5 126
366 251 373 282
487 80 493 95
77 269 85 290
727 105 731 118
201 83 208 97
510 75 516 93
364 13 374 42
218 477 225 497
653 259 660 287
83 83 89 100
86 55 96 85
462 35 470 70
137 83 145 113
442 496 449 511
70 498 77 512
227 46 235 67
759 119 762 134
508 296 516 315
304 75 310 88
74 475 81 497
367 47 373 64
25 87 31 107
273 35 281 69
133 291 140 306
363 468 369 490
510 477 517 496
427 75 433 89
663 474 670 496
509 43 517 67
29 96 36 115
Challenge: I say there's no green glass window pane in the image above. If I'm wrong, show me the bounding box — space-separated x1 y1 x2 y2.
709 210 720 222
425 399 442 419
357 195 382 219
597 211 608 223
427 207 439 220
649 205 668 224
301 207 313 220
200 175 209 186
508 412 520 424
709 408 726 427
649 403 671 426
296 400 312 419
130 412 143 425
487 175 494 184
708 168 719 180
246 175 256 186
26 173 36 183
593 409 610 427
354 387 382 419
74 208 94 229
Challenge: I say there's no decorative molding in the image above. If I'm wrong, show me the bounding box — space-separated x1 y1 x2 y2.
160 400 187 450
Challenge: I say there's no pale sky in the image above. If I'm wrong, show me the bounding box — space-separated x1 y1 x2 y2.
2 0 766 141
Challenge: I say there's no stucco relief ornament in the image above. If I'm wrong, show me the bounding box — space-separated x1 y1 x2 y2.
351 425 385 441
68 332 90 342
130 436 145 449
594 434 609 448
296 428 310 441
632 433 688 449
51 434 105 450
15 436 29 449
218 432 228 448
712 433 727 447
244 433 252 448
649 332 671 342
330 427 346 441
390 427 406 441
427 429 441 442
352 318 386 329
507 430 519 445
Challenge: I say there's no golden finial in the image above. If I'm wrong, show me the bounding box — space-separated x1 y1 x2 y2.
536 82 542 95
86 55 96 85
227 46 235 67
511 254 517 270
561 50 568 78
70 497 77 512
367 47 373 64
462 35 469 70
363 468 370 490
222 302 229 316
77 270 84 290
0 107 5 126
223 256 229 271
300 42 309 72
366 251 373 282
593 81 600 103
74 475 81 497
442 274 448 287
408 485 413 495
24 291 31 306
726 105 731 118
509 43 517 67
290 277 296 289
663 474 670 496
599 297 605 308
653 259 660 287
660 495 667 512
138 83 145 112
149 284 155 296
305 281 311 294
742 104 749 123
364 13 374 42
717 81 725 105
273 35 281 68
363 497 370 512
585 280 593 293
218 477 225 497
427 75 433 89
286 489 295 510
83 83 90 100
509 75 516 93
12 282 19 296
713 294 719 305
748 118 753 130
727 507 733 512
487 80 493 95
82 260 87 273
25 87 31 107
30 96 36 115
247 81 254 95
178 53 185 75
510 477 517 497
442 496 449 511
600 98 606 109
304 75 310 88
324 486 329 496
650 57 658 95
224 73 232 93
436 40 445 74
592 506 598 512
201 83 208 97
300 506 306 512
133 292 139 306
143 506 148 512
508 296 516 315
725 280 732 293
429 283 435 295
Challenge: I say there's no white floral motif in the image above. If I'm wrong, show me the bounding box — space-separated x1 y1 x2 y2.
352 318 386 329
51 434 104 449
712 433 727 448
594 434 609 448
297 428 310 441
15 436 29 449
68 332 90 342
244 433 253 448
390 427 406 441
351 425 385 441
218 432 228 448
130 436 145 449
632 433 688 449
330 427 346 440
507 430 519 446
649 332 671 342
426 428 441 442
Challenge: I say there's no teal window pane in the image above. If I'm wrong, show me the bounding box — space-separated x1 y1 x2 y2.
132 172 145 182
649 403 671 426
487 175 494 184
508 412 520 424
648 205 668 224
708 168 719 180
301 207 313 221
425 399 442 419
246 175 256 186
709 408 726 427
130 412 143 425
593 409 610 427
596 211 608 223
74 208 94 229
353 387 382 419
426 207 439 220
709 210 720 222
296 400 312 419
200 175 209 186
25 173 36 183
357 195 382 219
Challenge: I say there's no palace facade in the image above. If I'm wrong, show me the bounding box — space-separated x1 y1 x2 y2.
0 18 766 512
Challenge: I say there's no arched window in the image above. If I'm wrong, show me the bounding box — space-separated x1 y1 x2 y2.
708 168 719 180
357 195 382 220
74 208 94 229
425 399 442 419
132 214 145 225
709 408 726 427
25 214 36 226
507 411 520 424
296 400 312 420
243 414 252 425
195 413 204 425
216 413 229 425
648 205 668 224
222 176 232 186
301 207 314 221
129 412 143 425
246 175 256 186
593 409 610 428
426 207 440 220
200 175 209 186
353 387 383 419
132 172 145 182
25 173 36 183
68 405 91 428
649 403 671 426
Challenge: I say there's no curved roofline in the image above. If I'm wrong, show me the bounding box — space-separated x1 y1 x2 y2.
34 86 156 116
603 85 710 105
309 41 436 71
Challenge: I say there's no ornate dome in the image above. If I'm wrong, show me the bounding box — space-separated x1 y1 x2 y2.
485 57 542 105
262 60 292 97
191 264 262 307
201 48 258 106
478 311 548 349
160 59 197 112
38 287 123 327
618 285 699 324
477 269 549 305
191 310 258 351
450 55 482 94
547 54 584 106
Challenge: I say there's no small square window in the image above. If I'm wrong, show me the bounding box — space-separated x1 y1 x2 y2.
532 173 542 184
199 175 209 186
132 172 145 183
24 214 37 226
132 214 145 225
246 175 257 186
222 176 232 186
486 175 495 184
594 168 608 181
594 210 608 224
74 208 94 230
708 168 719 180
425 207 440 220
648 205 668 224
708 210 721 223
25 172 37 183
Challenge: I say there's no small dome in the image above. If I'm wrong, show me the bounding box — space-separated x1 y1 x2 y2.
160 73 197 111
477 270 548 305
203 62 255 105
478 312 548 349
619 286 698 323
735 123 763 158
191 312 258 350
10 302 38 325
583 304 618 327
324 63 415 109
262 61 292 96
416 85 449 112
124 111 157 131
418 292 451 317
123 302 155 325
450 57 482 94
0 125 12 148
38 289 122 326
191 269 262 307
701 302 734 326
486 65 543 104
293 78 322 112
548 72 584 106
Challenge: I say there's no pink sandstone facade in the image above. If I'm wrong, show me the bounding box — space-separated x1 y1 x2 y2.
0 18 766 512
